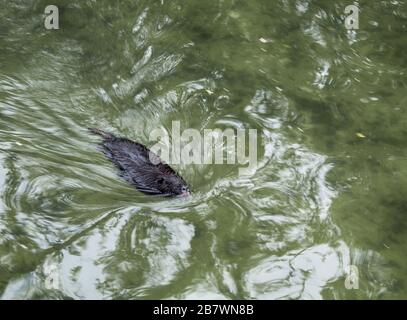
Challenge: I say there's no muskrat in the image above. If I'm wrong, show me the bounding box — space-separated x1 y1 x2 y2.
89 128 190 197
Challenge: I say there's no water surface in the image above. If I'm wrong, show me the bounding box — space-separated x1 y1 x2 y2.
0 0 406 299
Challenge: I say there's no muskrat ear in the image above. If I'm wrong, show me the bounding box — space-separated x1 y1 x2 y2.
157 178 164 184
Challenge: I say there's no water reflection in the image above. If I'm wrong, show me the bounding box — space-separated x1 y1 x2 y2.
0 0 406 299
244 242 350 299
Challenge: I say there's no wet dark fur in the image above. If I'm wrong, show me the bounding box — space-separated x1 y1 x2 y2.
89 128 189 197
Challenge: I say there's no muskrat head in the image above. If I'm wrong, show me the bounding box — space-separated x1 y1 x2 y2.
172 180 190 197
157 175 190 197
180 184 190 196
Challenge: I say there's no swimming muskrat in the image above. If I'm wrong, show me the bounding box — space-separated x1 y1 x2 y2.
89 128 190 197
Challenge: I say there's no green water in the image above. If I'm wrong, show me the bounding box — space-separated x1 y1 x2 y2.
0 0 406 299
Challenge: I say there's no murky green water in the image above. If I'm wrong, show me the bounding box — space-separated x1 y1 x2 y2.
0 0 406 299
